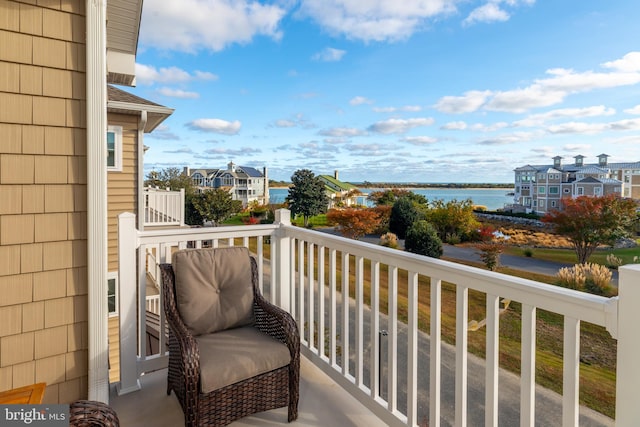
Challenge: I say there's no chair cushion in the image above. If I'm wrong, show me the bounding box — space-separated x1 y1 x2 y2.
196 326 291 393
172 247 254 336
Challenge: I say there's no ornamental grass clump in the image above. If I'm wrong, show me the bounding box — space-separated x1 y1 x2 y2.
379 232 399 249
556 263 613 296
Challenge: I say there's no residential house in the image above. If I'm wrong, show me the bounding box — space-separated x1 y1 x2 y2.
185 161 269 207
318 170 361 208
512 154 639 214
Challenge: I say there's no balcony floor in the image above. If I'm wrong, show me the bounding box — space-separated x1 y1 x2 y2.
109 356 381 427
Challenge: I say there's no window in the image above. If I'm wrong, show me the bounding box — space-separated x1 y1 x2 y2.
549 186 559 194
539 200 545 207
551 200 557 207
594 187 602 196
577 187 584 195
107 126 122 171
539 187 545 194
108 273 118 316
563 188 571 194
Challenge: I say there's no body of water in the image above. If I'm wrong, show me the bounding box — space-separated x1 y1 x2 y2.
269 187 515 211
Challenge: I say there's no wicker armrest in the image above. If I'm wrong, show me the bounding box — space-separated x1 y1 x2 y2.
250 258 300 358
69 400 119 427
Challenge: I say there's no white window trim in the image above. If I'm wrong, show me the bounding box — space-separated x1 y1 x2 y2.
107 125 123 172
108 271 119 317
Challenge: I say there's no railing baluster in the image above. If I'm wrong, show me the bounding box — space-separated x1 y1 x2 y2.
308 243 316 352
388 265 398 413
562 316 580 427
521 304 536 427
455 285 468 427
486 293 500 427
298 239 305 344
318 245 326 360
430 277 442 427
407 271 418 426
257 236 264 294
355 255 364 386
370 260 380 399
342 251 350 377
329 248 337 367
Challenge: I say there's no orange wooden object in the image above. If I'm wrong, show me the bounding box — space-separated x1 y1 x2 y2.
0 382 46 404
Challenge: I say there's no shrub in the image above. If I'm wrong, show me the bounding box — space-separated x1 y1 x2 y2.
556 263 613 295
405 220 443 258
379 232 399 249
445 232 461 245
389 197 421 239
523 248 534 257
475 241 504 271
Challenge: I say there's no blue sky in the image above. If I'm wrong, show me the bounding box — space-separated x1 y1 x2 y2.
129 0 640 183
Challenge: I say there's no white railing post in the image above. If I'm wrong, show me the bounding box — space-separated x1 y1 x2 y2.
274 209 292 312
615 263 640 426
116 212 141 395
179 188 185 226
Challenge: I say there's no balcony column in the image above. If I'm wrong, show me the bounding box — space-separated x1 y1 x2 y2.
615 263 640 425
274 209 292 312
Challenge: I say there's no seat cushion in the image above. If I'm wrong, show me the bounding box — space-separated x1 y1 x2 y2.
196 326 291 393
172 247 254 336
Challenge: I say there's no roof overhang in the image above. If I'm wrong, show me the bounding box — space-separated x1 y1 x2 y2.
107 100 174 133
106 0 144 86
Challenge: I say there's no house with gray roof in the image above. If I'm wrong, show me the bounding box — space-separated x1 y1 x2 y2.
512 154 640 214
185 162 269 207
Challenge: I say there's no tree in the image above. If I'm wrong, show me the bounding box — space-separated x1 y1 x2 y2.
542 194 638 264
405 220 443 258
145 167 195 197
326 208 381 239
191 188 242 226
389 197 422 239
425 198 479 242
286 169 328 227
368 189 427 206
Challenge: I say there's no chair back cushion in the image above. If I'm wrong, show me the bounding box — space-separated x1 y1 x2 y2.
172 247 254 336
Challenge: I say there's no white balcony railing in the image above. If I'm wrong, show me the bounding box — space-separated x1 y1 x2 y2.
142 187 185 227
117 210 640 426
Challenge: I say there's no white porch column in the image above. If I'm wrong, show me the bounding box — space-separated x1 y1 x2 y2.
274 209 292 312
86 0 109 402
116 213 141 394
615 263 640 426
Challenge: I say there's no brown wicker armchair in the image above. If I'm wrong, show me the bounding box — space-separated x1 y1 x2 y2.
160 247 299 427
69 400 120 427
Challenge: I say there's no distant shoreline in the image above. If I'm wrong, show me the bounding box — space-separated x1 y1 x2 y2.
270 182 513 189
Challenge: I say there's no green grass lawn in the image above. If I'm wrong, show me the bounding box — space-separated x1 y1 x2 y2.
503 244 640 266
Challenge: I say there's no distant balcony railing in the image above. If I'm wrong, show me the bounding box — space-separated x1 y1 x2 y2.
117 210 640 426
142 187 185 227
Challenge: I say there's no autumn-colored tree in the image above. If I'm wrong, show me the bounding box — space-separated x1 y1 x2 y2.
327 208 381 240
371 205 392 234
542 194 638 264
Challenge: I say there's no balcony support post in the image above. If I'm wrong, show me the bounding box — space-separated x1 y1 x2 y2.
274 209 292 312
615 264 640 425
116 213 141 395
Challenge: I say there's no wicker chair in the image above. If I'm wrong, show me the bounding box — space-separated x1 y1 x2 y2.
69 400 120 427
160 247 299 427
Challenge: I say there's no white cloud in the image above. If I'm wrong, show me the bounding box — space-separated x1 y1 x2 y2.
157 87 200 99
609 118 640 131
203 147 261 156
297 0 457 42
136 64 219 85
601 51 640 72
435 90 492 114
624 105 640 115
485 86 565 113
140 0 286 52
318 127 367 137
401 136 438 145
273 119 296 128
441 121 467 130
478 131 536 145
547 122 607 135
562 144 591 152
368 117 435 134
373 105 422 113
514 105 616 127
470 122 509 132
187 118 242 135
350 96 374 106
312 47 347 62
463 3 509 26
